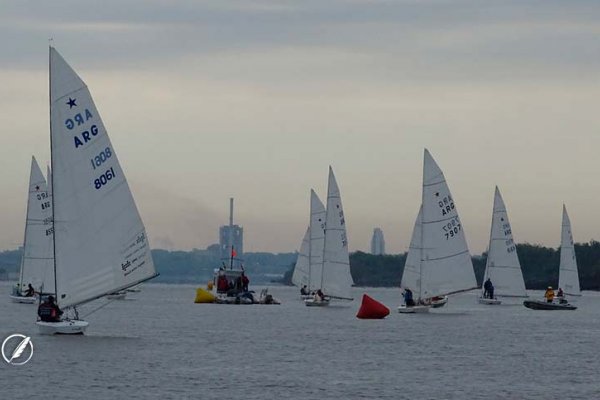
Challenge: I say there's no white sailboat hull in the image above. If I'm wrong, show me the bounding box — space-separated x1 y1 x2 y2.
10 295 37 304
305 298 330 307
398 305 431 313
36 320 89 335
478 297 502 305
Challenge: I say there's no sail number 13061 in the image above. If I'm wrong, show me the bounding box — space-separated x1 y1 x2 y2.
94 167 116 190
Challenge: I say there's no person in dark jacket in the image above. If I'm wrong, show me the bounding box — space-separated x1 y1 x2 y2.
37 295 63 322
24 283 35 297
483 278 494 299
404 288 415 307
241 272 249 292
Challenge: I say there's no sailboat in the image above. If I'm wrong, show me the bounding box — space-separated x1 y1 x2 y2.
10 157 54 304
305 167 354 306
479 187 527 305
36 47 158 334
558 205 581 297
292 189 326 299
399 149 477 313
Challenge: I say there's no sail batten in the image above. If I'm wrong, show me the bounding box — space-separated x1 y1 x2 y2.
49 47 157 309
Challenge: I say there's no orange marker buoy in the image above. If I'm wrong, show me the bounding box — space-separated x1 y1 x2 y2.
356 294 390 319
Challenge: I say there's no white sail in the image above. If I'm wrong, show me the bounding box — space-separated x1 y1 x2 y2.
19 156 55 294
559 205 580 296
308 189 326 291
420 149 477 299
320 167 353 299
482 187 527 297
49 47 157 308
291 227 310 288
400 205 423 296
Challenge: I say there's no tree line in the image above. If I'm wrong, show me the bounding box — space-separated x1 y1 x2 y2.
282 241 600 290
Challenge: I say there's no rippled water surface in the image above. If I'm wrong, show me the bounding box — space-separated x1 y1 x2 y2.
1 282 599 399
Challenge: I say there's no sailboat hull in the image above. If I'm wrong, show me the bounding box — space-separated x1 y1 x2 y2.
10 295 37 304
305 298 330 307
36 320 89 335
398 305 430 313
478 297 502 305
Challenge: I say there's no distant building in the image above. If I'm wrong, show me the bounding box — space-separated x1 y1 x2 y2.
371 228 385 255
219 198 244 264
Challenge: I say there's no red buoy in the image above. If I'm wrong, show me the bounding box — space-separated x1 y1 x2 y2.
356 294 390 319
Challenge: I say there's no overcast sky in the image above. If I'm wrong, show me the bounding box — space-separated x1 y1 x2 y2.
1 0 600 254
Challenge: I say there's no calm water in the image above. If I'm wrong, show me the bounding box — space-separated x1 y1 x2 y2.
1 281 599 399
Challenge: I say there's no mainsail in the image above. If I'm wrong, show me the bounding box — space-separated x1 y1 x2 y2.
49 47 157 308
559 205 580 296
400 205 423 297
18 156 55 293
292 190 326 290
320 167 353 299
420 149 477 298
291 227 310 288
308 189 325 291
482 187 527 297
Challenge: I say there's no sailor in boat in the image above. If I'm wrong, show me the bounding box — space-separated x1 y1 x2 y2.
314 289 325 302
217 272 229 294
241 271 249 292
556 288 567 304
403 288 415 307
37 295 63 322
300 285 310 296
544 286 555 303
483 278 495 299
24 283 36 297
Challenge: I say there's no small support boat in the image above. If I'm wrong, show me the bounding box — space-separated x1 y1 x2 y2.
523 300 577 310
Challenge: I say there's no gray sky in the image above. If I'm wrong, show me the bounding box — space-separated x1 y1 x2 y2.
1 0 600 254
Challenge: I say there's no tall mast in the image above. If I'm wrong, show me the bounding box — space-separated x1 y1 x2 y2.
307 192 312 289
229 198 234 269
17 161 32 290
419 152 426 301
49 46 58 300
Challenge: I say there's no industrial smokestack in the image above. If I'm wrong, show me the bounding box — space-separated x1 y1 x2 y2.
229 197 234 227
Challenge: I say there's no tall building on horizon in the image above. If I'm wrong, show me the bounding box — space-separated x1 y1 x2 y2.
371 228 385 255
219 198 243 265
